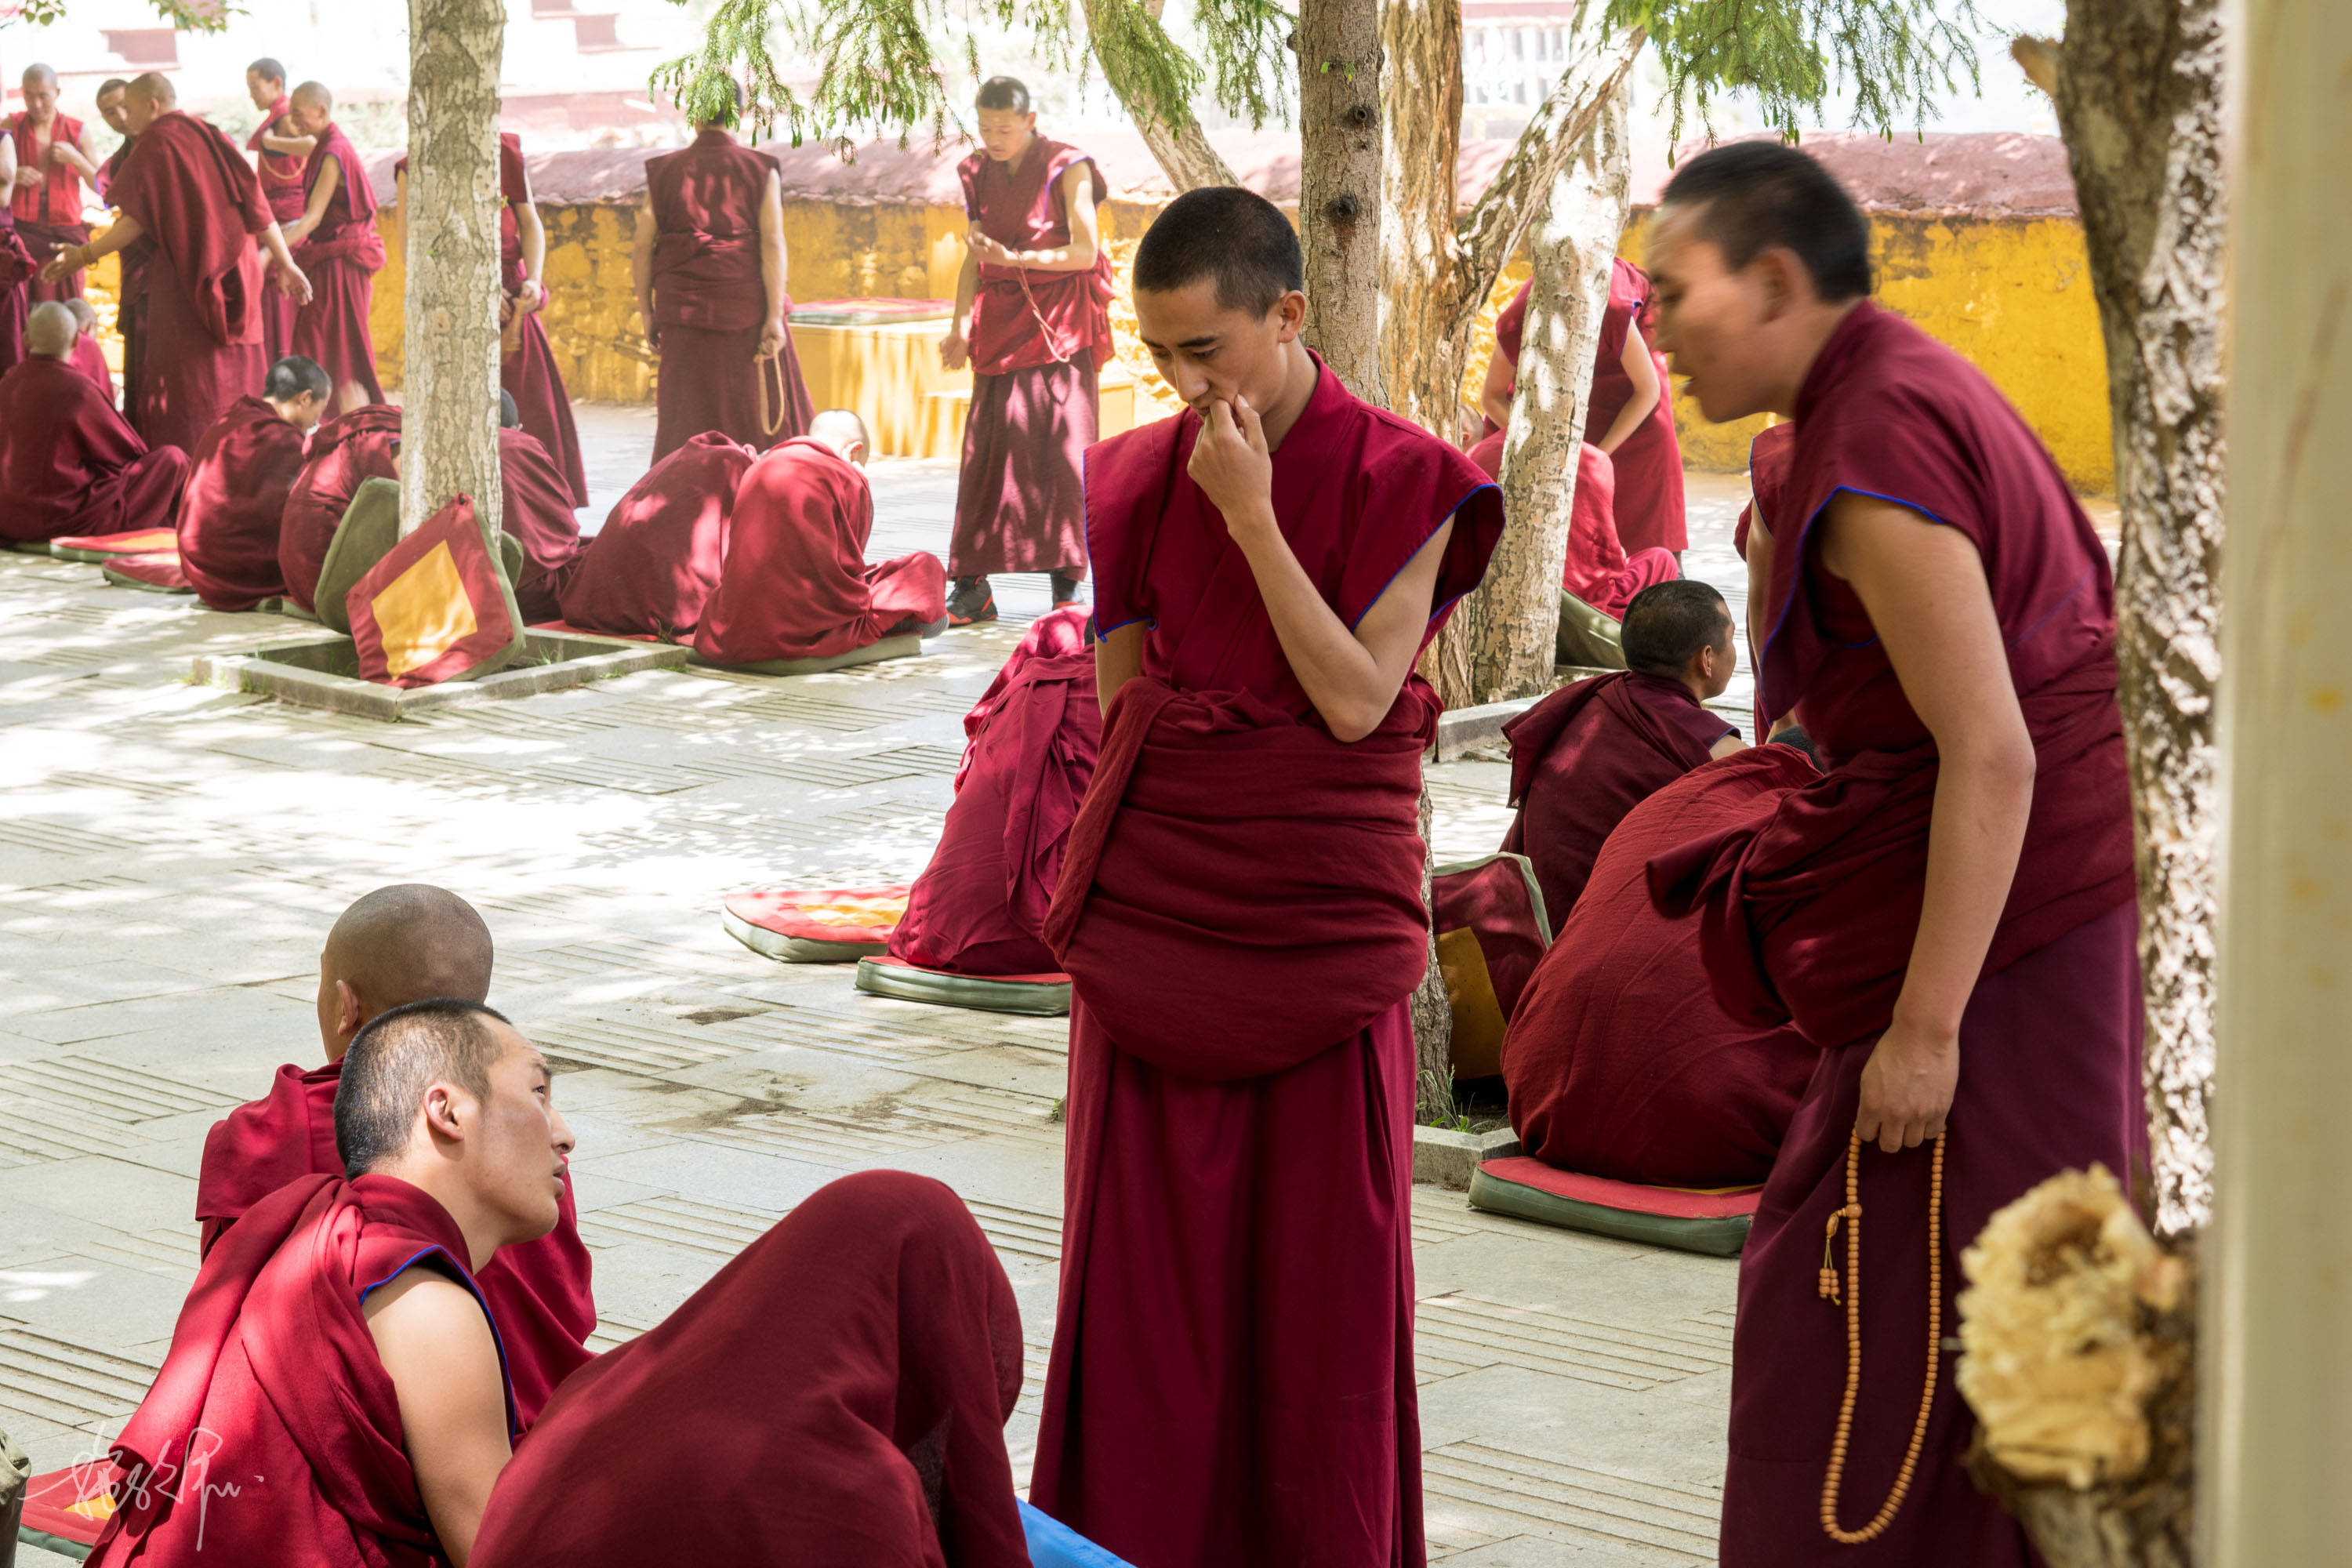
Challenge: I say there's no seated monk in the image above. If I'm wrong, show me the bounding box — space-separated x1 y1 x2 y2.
1468 434 1679 619
176 354 330 611
64 297 113 402
888 607 1102 976
554 431 756 639
278 400 401 610
0 300 187 543
94 1000 1031 1568
1501 579 1744 921
497 390 585 623
193 884 594 1430
1502 744 1820 1189
692 408 948 666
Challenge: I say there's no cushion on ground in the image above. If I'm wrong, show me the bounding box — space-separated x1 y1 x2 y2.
49 528 177 563
722 887 909 962
1432 851 1552 1080
21 1462 113 1553
687 630 924 677
1555 589 1626 670
100 551 193 593
347 495 528 688
1468 1156 1760 1257
854 954 1073 1017
1019 1499 1134 1566
313 475 402 635
528 619 663 643
789 297 953 326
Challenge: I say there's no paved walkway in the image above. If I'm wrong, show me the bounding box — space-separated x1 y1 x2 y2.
0 408 1762 1566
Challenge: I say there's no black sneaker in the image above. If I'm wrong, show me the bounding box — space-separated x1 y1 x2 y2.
946 576 998 626
1049 568 1085 607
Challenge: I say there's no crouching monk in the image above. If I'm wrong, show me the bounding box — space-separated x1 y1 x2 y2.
0 301 187 543
1643 143 2140 1565
495 393 586 623
94 1000 1033 1568
1030 187 1502 1564
557 432 756 639
278 401 401 611
176 354 330 611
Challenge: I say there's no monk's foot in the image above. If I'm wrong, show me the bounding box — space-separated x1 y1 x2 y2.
946 576 997 626
1049 568 1085 608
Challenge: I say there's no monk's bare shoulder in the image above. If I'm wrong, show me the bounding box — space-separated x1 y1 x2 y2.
363 1265 499 1372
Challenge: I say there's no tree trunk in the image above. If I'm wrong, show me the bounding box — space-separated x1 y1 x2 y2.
1295 0 1385 395
1082 0 1240 193
401 0 506 541
1422 79 1631 706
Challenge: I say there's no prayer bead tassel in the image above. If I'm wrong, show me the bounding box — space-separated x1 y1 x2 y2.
1818 1127 1947 1546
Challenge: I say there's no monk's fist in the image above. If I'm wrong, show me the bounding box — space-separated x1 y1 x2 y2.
940 329 970 372
1189 396 1275 535
1853 1016 1958 1154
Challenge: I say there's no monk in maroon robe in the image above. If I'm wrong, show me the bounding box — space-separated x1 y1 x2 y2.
279 83 384 412
66 299 114 403
1642 143 2141 1567
191 887 595 1434
1468 432 1679 618
54 73 312 455
1031 187 1503 1566
889 608 1102 976
498 400 586 623
1502 580 1743 922
176 355 329 612
1504 746 1818 1189
9 65 98 303
498 135 588 505
939 75 1115 624
92 82 151 427
692 408 948 665
245 58 311 361
633 107 811 463
0 301 187 543
557 430 753 638
279 401 401 611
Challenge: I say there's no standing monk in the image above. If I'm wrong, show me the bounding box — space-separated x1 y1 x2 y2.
9 66 98 303
280 81 384 412
633 100 811 462
244 57 314 362
49 73 312 454
497 134 588 503
938 76 1113 626
1643 143 2140 1566
92 78 154 426
1029 188 1503 1565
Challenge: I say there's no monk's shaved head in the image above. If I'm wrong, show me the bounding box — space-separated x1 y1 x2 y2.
21 64 56 90
292 80 332 112
499 390 522 429
248 57 286 88
1134 186 1303 319
1621 579 1733 678
25 301 75 358
808 408 869 462
317 884 495 1060
65 299 98 332
128 72 176 108
335 999 517 1174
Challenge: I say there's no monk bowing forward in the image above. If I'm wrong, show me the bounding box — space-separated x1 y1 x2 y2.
280 82 386 412
175 355 330 612
1643 143 2141 1566
1030 188 1502 1566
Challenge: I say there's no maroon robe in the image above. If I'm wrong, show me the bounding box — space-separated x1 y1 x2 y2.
100 136 153 430
0 222 27 375
104 111 274 455
289 123 386 407
176 395 307 611
0 354 188 543
70 331 114 405
471 1171 1031 1568
1031 358 1501 1565
499 426 586 623
691 437 946 664
557 431 753 637
1501 670 1735 924
644 126 811 461
1736 419 1797 562
279 402 401 610
193 1058 596 1431
1648 299 2140 1566
246 96 307 361
496 135 588 506
12 111 90 303
888 642 1102 976
1504 746 1818 1188
948 140 1112 581
1468 434 1678 617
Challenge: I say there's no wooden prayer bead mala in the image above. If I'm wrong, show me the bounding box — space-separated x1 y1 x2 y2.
1817 1124 1947 1545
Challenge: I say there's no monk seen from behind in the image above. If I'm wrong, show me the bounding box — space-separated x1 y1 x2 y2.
0 300 188 543
176 354 330 611
1029 187 1503 1565
278 400 401 612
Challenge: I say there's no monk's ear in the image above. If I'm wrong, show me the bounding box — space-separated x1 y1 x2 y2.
1272 290 1307 343
335 979 365 1044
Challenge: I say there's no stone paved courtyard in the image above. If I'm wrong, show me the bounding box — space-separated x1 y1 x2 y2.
0 409 1790 1566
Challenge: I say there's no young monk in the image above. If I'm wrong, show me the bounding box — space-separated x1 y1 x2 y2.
1470 434 1678 619
938 75 1114 626
64 298 113 402
556 431 755 639
633 99 811 461
245 56 312 361
96 1001 1032 1567
1030 186 1502 1565
278 82 383 412
51 73 312 454
497 391 586 623
9 65 97 303
0 301 187 543
278 401 401 611
1642 141 2140 1566
193 885 595 1431
1502 579 1742 922
90 79 152 424
176 355 330 612
691 407 947 666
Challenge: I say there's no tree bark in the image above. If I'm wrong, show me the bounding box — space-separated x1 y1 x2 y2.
1422 79 1631 707
401 0 506 542
1296 0 1385 396
1082 0 1240 193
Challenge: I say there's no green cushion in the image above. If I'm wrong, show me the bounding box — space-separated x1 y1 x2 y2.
495 528 524 586
722 907 887 964
1555 590 1626 670
854 956 1072 1016
314 477 403 635
1468 1160 1757 1258
688 632 924 677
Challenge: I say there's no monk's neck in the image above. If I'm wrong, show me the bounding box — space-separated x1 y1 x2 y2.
1255 343 1322 453
997 136 1038 175
1769 296 1866 418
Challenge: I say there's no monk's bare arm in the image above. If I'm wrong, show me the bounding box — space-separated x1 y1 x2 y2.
1743 504 1774 676
1595 322 1661 455
55 125 99 181
514 190 547 310
1819 492 2034 1153
757 170 787 358
365 1267 512 1566
631 192 658 348
0 134 16 192
1095 621 1144 712
1709 731 1748 760
942 247 979 372
285 152 338 246
256 223 313 306
53 212 143 281
1477 347 1513 434
260 128 317 158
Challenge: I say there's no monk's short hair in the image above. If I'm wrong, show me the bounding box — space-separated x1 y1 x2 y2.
809 407 869 451
65 298 97 328
268 355 332 402
323 883 495 1011
1621 579 1730 677
336 999 516 1175
292 81 333 113
1133 187 1302 318
976 76 1030 114
25 300 74 358
97 78 129 100
499 390 522 429
129 72 176 108
249 57 287 86
1659 141 1872 302
21 64 57 90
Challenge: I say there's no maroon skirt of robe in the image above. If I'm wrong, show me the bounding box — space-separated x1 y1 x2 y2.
289 252 384 408
278 403 401 611
948 360 1095 578
140 268 269 457
262 285 298 365
504 308 590 505
652 319 812 463
498 426 586 623
176 394 306 611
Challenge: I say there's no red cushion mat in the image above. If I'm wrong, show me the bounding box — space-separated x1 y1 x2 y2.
863 953 1069 985
104 550 192 590
528 619 664 643
53 528 176 557
1475 1156 1761 1218
724 887 908 945
23 1462 117 1546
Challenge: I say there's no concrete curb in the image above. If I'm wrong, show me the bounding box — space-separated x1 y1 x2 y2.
1413 1123 1523 1190
192 630 686 721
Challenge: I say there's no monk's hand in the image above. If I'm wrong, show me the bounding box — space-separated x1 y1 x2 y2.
967 228 1018 268
940 328 970 372
1853 1014 1959 1154
1189 395 1276 538
37 245 74 284
278 258 314 308
757 316 785 360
